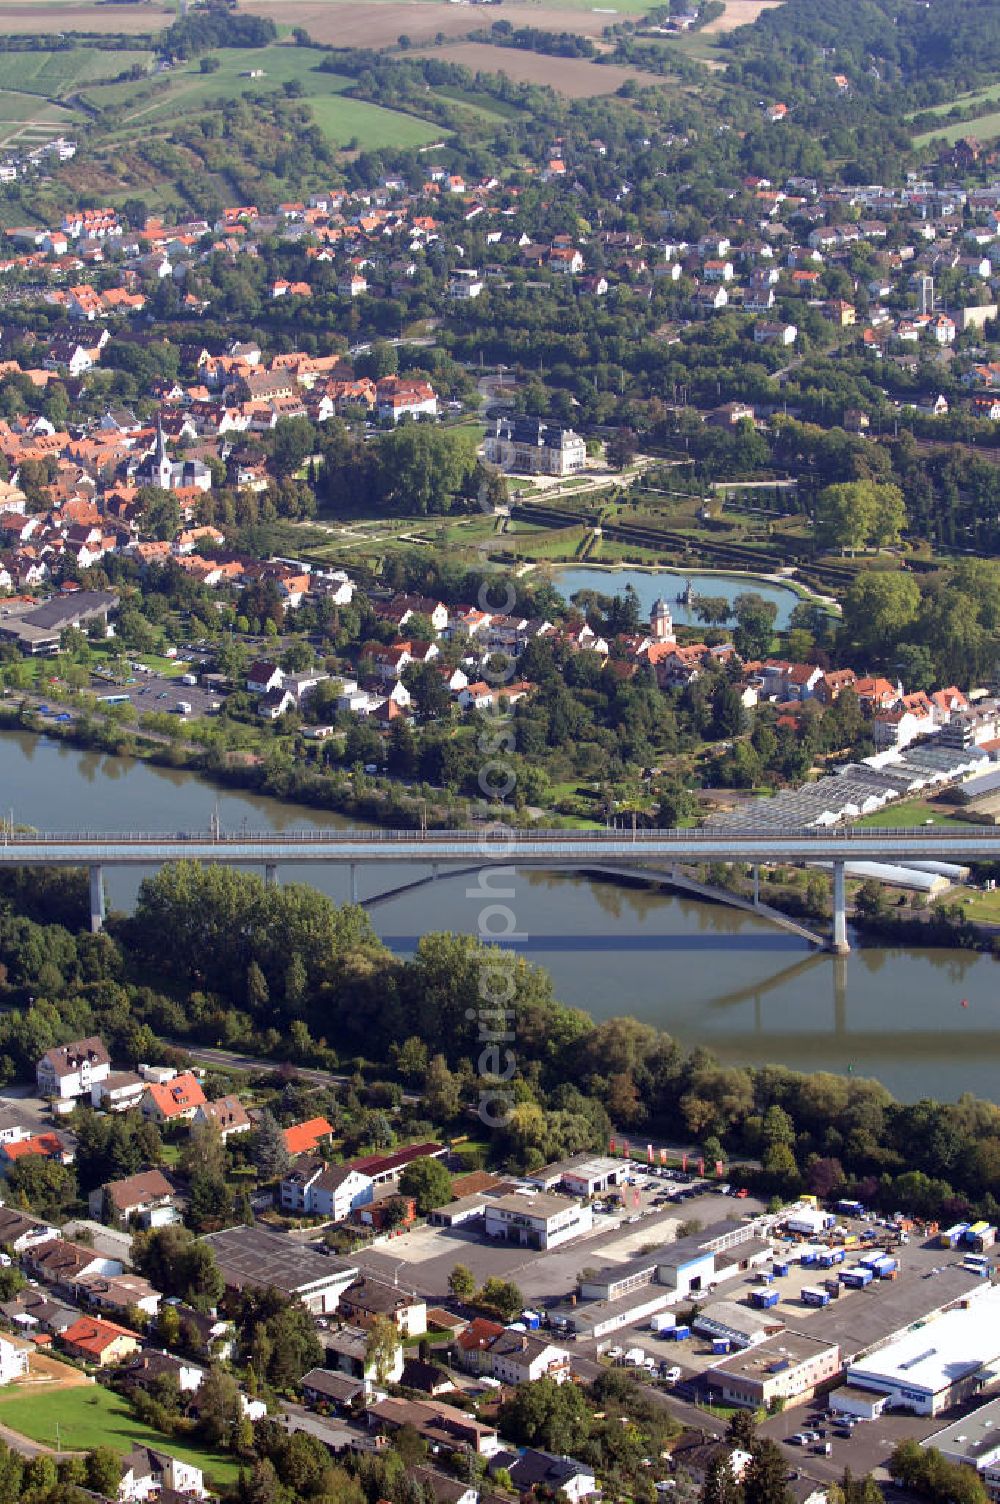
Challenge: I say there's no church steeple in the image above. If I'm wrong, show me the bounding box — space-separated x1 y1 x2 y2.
154 420 172 489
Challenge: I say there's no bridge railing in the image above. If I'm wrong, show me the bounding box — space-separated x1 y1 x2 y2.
0 826 991 845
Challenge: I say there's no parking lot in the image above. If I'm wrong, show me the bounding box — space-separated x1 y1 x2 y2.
760 1401 942 1482
351 1178 762 1307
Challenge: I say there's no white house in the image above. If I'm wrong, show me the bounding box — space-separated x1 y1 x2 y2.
37 1037 111 1100
0 1333 31 1384
118 1447 207 1503
280 1161 375 1221
488 1332 571 1386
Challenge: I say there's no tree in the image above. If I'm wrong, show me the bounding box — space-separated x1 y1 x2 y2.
398 1156 451 1215
196 1365 243 1447
701 1452 743 1504
422 1054 462 1123
254 1108 291 1181
365 1315 400 1385
732 592 778 660
499 1376 590 1455
132 1225 223 1311
606 427 638 470
841 571 920 661
854 879 886 919
476 1277 524 1323
743 1439 793 1504
726 1410 757 1449
448 1263 476 1302
86 1447 121 1498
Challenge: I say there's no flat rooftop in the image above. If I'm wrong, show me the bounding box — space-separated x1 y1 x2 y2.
201 1226 356 1295
486 1192 578 1219
708 1328 838 1377
849 1288 1000 1396
803 1263 987 1362
923 1394 1000 1461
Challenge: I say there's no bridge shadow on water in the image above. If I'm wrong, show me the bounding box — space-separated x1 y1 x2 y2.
377 932 808 952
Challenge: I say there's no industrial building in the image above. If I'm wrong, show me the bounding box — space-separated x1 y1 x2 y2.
923 1395 1000 1499
483 1193 593 1251
846 1289 1000 1414
201 1226 357 1315
706 1331 841 1409
528 1155 627 1198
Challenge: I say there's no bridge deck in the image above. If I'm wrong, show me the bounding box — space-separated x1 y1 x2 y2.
1 827 998 864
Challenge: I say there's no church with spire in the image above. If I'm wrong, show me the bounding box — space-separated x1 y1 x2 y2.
134 420 212 493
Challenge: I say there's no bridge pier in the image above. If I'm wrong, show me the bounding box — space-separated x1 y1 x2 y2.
349 864 358 904
752 865 760 909
89 865 105 934
264 864 278 889
831 860 850 954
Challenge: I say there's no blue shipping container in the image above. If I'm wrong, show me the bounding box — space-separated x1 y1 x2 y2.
673 1326 690 1340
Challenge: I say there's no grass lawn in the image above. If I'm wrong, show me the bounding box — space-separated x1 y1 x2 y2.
951 886 1000 923
82 43 443 148
914 110 1000 148
857 798 961 828
0 1385 242 1486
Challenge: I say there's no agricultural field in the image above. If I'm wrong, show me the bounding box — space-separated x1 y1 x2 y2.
413 40 662 95
699 0 783 33
81 43 443 148
240 0 632 46
0 46 149 97
0 1384 241 1487
0 0 173 33
0 93 80 149
914 109 1000 148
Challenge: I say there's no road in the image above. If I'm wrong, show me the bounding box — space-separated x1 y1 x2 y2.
164 1040 421 1103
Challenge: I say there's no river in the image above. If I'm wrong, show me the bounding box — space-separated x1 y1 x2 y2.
4 729 1000 1104
550 565 802 628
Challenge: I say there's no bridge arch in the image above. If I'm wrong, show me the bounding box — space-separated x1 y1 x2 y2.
357 861 828 948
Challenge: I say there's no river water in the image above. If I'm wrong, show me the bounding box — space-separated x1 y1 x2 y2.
551 565 801 628
3 729 1000 1104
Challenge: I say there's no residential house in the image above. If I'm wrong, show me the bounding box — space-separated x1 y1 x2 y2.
455 1317 505 1374
489 1449 597 1502
324 1323 402 1390
338 1277 426 1338
282 1118 336 1156
25 1237 122 1287
0 1333 31 1384
36 1036 110 1099
487 1331 572 1386
60 1314 141 1367
366 1397 500 1456
280 1160 375 1221
118 1446 207 1503
92 1071 146 1113
193 1096 251 1141
1 1132 73 1169
89 1169 185 1228
140 1073 206 1124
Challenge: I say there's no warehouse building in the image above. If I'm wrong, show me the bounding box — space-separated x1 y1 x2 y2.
528 1155 627 1198
706 1331 841 1410
483 1193 593 1251
922 1395 1000 1499
201 1226 357 1315
846 1290 1000 1415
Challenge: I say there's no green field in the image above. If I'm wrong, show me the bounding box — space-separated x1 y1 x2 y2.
0 46 150 97
0 1385 241 1486
432 84 524 120
857 798 961 829
81 42 442 148
915 109 1000 148
308 92 442 148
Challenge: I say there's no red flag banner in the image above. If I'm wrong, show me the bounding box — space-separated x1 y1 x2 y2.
715 1160 724 1177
